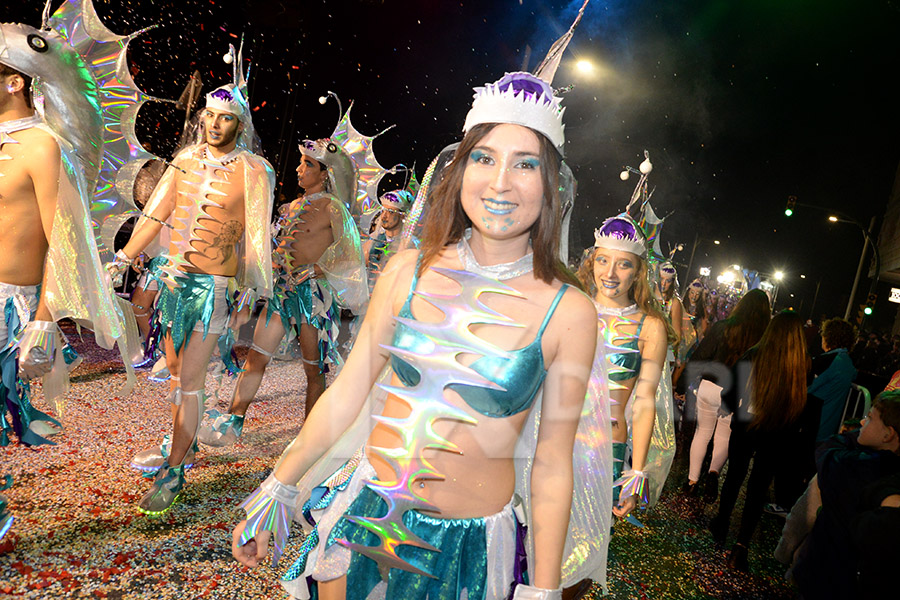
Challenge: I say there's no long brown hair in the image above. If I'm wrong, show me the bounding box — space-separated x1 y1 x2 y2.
418 123 580 288
720 289 771 367
749 310 809 431
577 248 677 346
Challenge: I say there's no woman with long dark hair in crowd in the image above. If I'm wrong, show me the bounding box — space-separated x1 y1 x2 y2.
684 289 771 501
709 310 820 571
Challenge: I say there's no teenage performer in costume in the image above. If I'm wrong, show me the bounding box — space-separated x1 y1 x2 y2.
1 3 142 449
231 15 612 597
579 214 674 515
110 43 275 515
199 119 369 447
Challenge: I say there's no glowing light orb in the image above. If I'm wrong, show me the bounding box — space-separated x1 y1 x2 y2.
576 59 594 74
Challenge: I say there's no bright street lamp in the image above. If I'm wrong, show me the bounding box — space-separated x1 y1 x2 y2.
576 59 594 74
828 215 839 222
774 271 785 281
713 240 721 245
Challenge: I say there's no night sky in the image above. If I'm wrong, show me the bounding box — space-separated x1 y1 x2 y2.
6 0 900 326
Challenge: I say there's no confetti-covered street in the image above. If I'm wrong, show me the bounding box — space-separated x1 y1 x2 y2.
2 326 795 599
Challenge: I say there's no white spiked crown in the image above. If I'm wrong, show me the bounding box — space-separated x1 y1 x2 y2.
462 72 566 153
593 213 648 258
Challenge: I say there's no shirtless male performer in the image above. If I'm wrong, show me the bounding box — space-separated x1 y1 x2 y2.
0 64 64 446
0 62 122 447
110 80 274 514
198 140 366 448
361 189 415 294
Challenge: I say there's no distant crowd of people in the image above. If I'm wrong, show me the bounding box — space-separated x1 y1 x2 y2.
670 284 900 599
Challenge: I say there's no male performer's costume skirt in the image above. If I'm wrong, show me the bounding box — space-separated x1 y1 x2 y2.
266 273 342 373
281 449 527 600
0 281 60 446
153 271 232 354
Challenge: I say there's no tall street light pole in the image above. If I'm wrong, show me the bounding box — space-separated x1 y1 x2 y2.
831 215 879 321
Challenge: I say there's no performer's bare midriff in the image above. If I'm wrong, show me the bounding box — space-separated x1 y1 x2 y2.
0 127 59 288
171 154 246 277
279 194 334 270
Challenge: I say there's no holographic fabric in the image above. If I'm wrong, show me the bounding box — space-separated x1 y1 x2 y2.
239 473 302 568
347 268 519 579
0 286 61 447
331 486 493 599
280 452 520 600
390 267 568 418
133 145 275 300
265 276 342 373
598 307 643 389
642 361 676 506
0 0 163 260
0 117 130 405
275 193 367 316
281 270 611 592
153 272 231 355
330 105 391 218
599 305 676 507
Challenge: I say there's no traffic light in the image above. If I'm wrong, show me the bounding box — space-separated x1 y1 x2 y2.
785 196 797 217
864 293 877 316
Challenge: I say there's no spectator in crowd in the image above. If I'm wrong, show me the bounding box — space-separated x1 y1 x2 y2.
811 318 858 443
708 311 821 572
790 392 900 598
683 289 771 502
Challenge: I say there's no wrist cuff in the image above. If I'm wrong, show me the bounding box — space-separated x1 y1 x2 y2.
512 584 563 600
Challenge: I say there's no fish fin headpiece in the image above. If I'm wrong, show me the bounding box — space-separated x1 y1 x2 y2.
0 0 162 258
379 190 414 213
594 213 648 259
301 95 393 219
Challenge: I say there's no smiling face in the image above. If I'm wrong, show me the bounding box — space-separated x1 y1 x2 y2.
593 247 639 305
688 285 701 303
460 123 544 241
202 107 241 152
296 153 327 194
659 275 674 294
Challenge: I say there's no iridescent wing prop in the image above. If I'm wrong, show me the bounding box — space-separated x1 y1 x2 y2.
45 0 162 258
330 103 394 219
404 165 420 199
640 201 666 263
